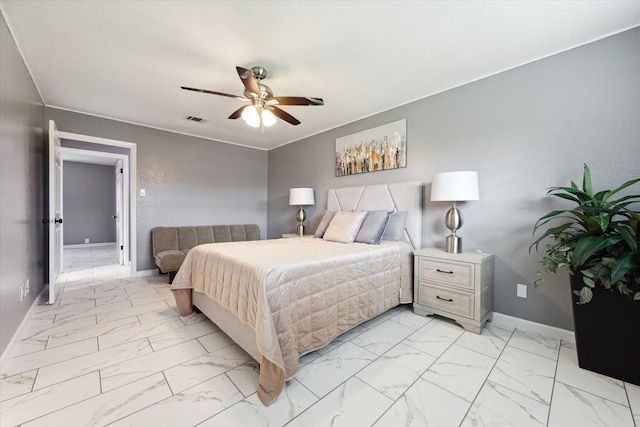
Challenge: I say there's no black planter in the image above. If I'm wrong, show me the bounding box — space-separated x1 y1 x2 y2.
570 273 640 385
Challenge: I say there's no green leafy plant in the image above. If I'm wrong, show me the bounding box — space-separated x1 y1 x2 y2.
530 164 640 304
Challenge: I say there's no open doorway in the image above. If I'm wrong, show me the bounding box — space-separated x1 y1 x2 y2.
58 150 129 285
46 120 137 301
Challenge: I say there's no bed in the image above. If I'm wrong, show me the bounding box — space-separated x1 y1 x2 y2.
170 181 423 405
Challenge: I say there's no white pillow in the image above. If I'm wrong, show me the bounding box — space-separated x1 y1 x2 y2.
323 211 367 243
314 210 337 238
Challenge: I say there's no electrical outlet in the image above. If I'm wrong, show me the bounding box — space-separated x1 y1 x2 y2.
85 238 90 244
19 286 24 301
517 283 527 298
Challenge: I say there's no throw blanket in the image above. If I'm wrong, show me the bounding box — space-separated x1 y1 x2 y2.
171 238 409 405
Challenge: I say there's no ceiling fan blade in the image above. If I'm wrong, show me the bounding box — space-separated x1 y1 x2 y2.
181 86 245 100
271 96 324 106
236 66 261 97
228 105 250 120
270 106 301 126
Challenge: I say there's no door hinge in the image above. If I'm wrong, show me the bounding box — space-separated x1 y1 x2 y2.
120 245 124 250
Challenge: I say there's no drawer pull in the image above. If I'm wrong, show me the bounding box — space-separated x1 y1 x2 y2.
436 295 454 302
436 269 454 274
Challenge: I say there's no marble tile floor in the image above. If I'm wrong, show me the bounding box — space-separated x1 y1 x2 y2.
59 245 131 285
1 273 639 426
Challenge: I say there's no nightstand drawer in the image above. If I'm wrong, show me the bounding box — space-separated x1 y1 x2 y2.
419 258 474 290
419 284 474 318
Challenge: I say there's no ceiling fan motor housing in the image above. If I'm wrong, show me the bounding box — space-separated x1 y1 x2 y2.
245 67 273 100
243 85 273 101
251 66 268 80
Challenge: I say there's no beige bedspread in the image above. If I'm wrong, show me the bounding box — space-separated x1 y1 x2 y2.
170 237 411 405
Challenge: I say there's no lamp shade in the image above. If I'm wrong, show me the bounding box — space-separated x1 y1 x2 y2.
430 171 479 201
289 188 315 205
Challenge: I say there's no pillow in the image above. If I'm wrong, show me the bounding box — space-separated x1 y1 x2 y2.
314 210 337 238
355 210 390 244
323 211 367 243
381 211 408 241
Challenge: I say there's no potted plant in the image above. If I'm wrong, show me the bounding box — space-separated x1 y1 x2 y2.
531 164 640 385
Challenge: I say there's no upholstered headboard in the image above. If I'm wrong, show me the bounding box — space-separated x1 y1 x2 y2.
327 181 423 250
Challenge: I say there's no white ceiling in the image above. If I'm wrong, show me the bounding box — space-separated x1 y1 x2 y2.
2 1 639 150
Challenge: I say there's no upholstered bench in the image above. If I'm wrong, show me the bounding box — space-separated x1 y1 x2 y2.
151 224 261 282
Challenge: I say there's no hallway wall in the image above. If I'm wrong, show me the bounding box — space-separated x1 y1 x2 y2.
63 161 117 245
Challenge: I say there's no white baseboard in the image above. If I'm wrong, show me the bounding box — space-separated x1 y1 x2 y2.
136 269 159 277
492 312 575 343
0 287 47 367
2 270 160 362
64 242 116 248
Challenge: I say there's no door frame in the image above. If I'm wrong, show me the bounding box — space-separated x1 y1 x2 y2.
48 120 138 283
47 121 63 304
115 159 124 265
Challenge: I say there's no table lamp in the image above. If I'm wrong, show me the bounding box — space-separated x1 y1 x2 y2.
289 188 315 236
430 171 479 253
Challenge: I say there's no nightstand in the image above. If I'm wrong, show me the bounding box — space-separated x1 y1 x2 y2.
413 247 493 334
282 233 314 238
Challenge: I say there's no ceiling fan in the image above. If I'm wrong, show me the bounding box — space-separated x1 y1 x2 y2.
181 66 324 127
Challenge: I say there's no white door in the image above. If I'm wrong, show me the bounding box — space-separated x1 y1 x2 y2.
115 160 124 265
47 120 64 304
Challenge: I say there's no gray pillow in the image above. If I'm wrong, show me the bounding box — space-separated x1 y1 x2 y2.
314 210 337 238
355 210 390 244
381 211 408 241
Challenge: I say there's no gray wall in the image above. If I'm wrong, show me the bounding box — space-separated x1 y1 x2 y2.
44 108 269 271
63 161 116 245
268 27 640 331
0 12 45 355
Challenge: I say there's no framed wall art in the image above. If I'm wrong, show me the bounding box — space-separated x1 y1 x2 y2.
335 119 406 177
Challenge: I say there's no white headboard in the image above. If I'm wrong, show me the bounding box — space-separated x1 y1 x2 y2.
327 181 423 250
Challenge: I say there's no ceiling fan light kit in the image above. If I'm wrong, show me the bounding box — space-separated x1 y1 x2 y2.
261 109 277 127
182 66 324 129
241 106 277 128
241 106 260 127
